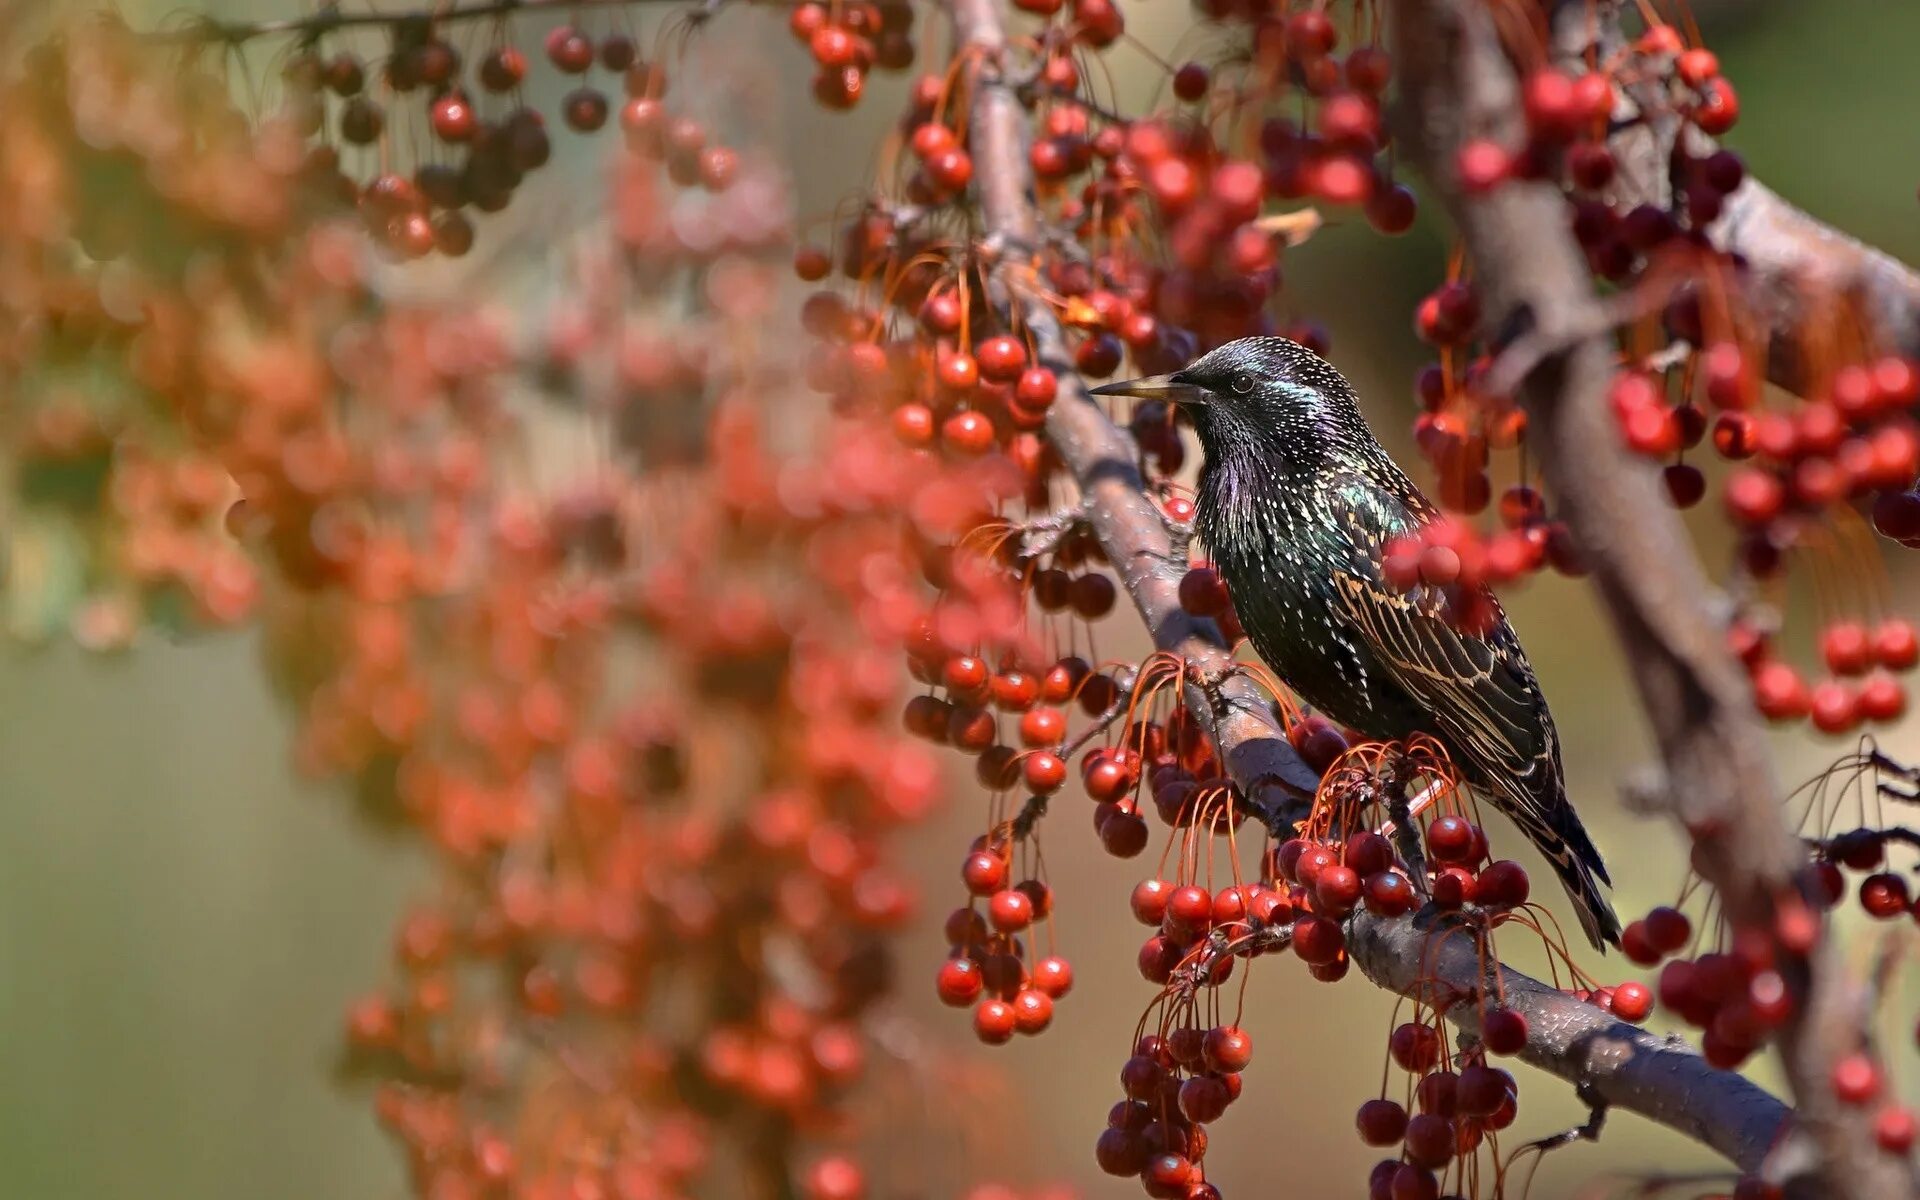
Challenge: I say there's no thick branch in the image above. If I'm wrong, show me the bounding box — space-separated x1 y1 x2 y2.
1389 2 1911 1196
953 0 1791 1173
1348 914 1785 1172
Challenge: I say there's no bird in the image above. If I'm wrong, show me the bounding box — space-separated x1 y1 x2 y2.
1092 336 1621 950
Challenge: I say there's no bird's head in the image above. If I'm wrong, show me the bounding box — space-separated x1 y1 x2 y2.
1091 336 1374 470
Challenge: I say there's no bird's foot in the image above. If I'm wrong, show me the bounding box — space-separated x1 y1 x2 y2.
1520 1078 1608 1155
1183 656 1245 699
1381 771 1432 900
1162 514 1194 563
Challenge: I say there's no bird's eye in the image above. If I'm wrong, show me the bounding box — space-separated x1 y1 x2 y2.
1230 373 1254 395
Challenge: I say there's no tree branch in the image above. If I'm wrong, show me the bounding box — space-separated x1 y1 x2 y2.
141 0 719 45
1551 0 1920 391
1347 913 1786 1172
1388 1 1911 1196
952 0 1793 1176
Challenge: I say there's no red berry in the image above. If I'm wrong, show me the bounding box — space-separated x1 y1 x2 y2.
961 851 1008 895
1315 864 1362 914
1356 1098 1409 1146
1416 1070 1458 1116
1014 367 1057 410
1166 885 1213 931
1179 1075 1230 1123
1860 673 1908 723
1023 751 1067 793
1752 660 1810 721
1202 1024 1253 1072
1292 914 1345 965
1859 872 1910 918
937 957 983 1006
1621 920 1660 965
909 122 955 159
1426 815 1474 862
1822 621 1873 676
1480 1007 1528 1055
1455 1065 1513 1117
545 26 595 74
1724 468 1784 526
1011 988 1054 1034
1363 870 1417 916
1095 1127 1148 1177
1032 955 1074 997
1455 139 1510 193
1874 619 1919 669
1475 860 1530 908
1402 1113 1456 1168
805 1157 865 1200
1694 77 1739 135
973 998 1017 1044
1645 905 1692 954
1389 1022 1441 1072
1810 680 1859 734
1610 980 1654 1022
988 889 1033 931
1874 1106 1917 1154
430 93 476 142
1832 1053 1882 1105
941 410 996 455
1131 878 1173 925
1171 62 1210 102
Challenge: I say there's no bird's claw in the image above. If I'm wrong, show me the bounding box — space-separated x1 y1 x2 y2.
1521 1080 1608 1155
1163 515 1195 561
1381 773 1431 898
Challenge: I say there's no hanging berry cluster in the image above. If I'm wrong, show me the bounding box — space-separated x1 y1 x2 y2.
276 0 917 261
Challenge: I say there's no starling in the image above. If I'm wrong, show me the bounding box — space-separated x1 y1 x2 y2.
1093 337 1621 950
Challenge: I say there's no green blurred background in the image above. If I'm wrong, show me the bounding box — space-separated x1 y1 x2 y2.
4 2 1919 1197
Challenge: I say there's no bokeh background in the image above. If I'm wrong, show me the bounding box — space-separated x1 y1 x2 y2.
4 1 1918 1197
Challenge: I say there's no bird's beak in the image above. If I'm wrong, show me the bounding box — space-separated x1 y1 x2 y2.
1088 374 1210 406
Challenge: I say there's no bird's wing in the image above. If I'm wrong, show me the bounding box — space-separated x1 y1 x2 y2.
1317 472 1564 835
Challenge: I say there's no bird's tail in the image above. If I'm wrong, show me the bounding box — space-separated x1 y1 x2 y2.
1494 773 1621 952
1548 828 1622 952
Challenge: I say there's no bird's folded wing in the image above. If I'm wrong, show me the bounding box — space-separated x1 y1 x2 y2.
1327 569 1561 821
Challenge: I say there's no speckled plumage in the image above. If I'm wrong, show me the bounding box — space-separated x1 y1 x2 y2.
1141 336 1619 950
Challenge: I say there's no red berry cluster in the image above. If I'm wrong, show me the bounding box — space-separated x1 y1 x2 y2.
286 12 815 260
1738 615 1916 733
939 832 1076 1043
786 0 918 109
1810 828 1920 923
1356 1021 1521 1200
1093 1024 1250 1198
